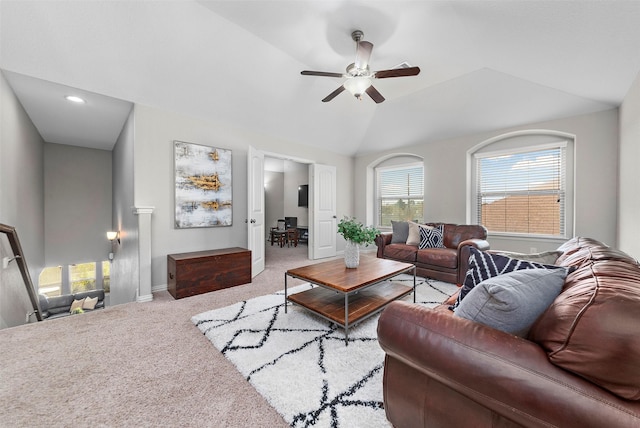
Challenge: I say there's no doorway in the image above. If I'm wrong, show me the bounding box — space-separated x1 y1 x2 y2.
263 157 309 266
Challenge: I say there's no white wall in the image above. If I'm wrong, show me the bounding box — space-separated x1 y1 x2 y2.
111 107 138 305
131 104 353 290
44 143 112 266
355 108 620 253
618 71 640 260
0 71 45 328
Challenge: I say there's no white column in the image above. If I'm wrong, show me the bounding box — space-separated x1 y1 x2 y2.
133 206 154 303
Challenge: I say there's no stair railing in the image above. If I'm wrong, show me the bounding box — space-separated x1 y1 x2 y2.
0 223 42 321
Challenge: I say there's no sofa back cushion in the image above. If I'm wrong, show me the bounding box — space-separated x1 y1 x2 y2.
442 224 488 249
529 248 640 400
74 289 105 302
46 294 75 315
555 237 606 265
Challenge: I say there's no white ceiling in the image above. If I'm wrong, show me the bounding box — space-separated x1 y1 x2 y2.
1 1 639 156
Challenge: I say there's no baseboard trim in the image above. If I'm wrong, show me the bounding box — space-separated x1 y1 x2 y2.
152 284 168 293
137 294 153 303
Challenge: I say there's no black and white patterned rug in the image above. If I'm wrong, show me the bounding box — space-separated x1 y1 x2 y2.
191 275 457 428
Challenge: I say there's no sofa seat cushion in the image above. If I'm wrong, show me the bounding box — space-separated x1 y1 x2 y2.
530 258 640 400
384 244 418 262
416 247 457 269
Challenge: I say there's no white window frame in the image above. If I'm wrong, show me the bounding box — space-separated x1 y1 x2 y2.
39 261 108 296
468 130 574 241
375 162 424 229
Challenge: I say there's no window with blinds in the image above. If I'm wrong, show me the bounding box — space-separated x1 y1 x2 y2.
476 144 566 236
376 163 424 227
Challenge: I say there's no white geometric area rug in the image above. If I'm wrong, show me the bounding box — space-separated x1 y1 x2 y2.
191 275 457 428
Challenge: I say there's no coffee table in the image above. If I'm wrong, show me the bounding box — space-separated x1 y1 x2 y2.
284 257 416 344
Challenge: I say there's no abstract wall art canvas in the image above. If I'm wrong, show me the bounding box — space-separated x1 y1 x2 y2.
174 141 232 228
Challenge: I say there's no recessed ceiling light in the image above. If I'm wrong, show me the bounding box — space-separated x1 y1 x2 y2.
65 95 86 104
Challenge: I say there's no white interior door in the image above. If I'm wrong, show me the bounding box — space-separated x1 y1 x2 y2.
310 164 337 259
247 146 265 277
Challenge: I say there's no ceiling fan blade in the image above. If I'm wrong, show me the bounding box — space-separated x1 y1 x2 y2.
374 66 421 79
355 41 373 70
322 86 346 102
301 70 344 78
366 86 385 104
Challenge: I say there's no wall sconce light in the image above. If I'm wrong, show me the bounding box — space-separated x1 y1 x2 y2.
107 231 120 244
107 231 120 262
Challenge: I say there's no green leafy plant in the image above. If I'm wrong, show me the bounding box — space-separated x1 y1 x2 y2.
337 216 380 246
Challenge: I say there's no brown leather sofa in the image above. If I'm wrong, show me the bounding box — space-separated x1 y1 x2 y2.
377 237 640 427
374 223 489 285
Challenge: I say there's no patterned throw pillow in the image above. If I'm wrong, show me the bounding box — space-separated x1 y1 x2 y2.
419 224 444 249
450 247 565 311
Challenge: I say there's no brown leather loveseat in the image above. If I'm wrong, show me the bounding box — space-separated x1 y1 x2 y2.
375 222 489 285
377 237 640 427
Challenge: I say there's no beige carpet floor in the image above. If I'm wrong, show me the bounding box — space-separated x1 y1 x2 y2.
0 243 343 427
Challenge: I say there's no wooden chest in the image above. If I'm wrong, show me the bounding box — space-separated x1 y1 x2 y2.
167 247 251 299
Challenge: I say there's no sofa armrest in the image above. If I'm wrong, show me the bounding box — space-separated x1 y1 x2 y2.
377 301 640 427
456 238 490 285
375 233 393 258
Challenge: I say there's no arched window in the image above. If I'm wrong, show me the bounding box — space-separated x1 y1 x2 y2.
469 131 574 239
374 155 424 228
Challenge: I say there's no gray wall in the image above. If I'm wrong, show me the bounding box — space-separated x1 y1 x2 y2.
0 71 45 328
284 161 309 227
264 170 284 234
355 108 620 254
44 143 112 266
131 103 353 290
110 107 139 305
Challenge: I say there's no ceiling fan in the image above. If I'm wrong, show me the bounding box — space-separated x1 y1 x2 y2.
301 30 420 104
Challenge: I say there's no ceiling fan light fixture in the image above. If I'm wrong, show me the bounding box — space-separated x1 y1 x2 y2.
344 76 372 99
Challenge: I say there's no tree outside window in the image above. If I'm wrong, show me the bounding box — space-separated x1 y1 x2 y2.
377 163 424 227
70 262 97 293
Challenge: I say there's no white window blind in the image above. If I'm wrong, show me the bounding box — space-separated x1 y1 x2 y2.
376 164 424 227
476 145 566 236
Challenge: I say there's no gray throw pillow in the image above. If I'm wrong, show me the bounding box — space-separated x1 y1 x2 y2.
454 268 568 337
494 250 563 265
390 221 409 244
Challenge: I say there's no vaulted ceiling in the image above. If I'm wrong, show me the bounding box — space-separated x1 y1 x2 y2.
2 1 639 156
